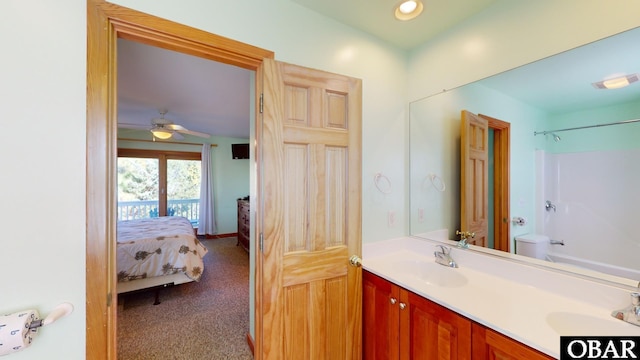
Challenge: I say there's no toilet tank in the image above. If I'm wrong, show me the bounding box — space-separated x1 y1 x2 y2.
515 234 549 259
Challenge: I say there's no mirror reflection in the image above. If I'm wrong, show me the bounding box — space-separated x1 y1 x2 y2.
409 26 640 283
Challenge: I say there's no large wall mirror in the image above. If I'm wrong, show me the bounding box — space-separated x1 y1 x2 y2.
409 26 640 286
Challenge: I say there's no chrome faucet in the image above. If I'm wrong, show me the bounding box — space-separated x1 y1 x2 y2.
545 200 556 212
611 292 640 327
434 245 458 268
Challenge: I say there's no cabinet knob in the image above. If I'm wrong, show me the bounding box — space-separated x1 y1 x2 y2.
399 302 406 310
390 297 397 305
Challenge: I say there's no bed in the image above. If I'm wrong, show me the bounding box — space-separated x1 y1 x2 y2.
116 216 208 294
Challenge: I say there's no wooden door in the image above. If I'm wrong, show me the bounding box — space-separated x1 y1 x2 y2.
363 271 400 360
260 59 362 359
400 289 471 359
460 110 489 248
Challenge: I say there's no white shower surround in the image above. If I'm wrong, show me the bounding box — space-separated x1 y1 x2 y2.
536 149 640 280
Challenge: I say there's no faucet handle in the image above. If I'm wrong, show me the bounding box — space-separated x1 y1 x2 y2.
631 292 640 306
435 245 449 254
456 230 475 239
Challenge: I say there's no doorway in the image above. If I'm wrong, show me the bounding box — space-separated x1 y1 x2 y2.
482 113 510 252
87 2 274 358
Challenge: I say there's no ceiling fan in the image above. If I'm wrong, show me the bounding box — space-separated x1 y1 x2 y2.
119 109 211 140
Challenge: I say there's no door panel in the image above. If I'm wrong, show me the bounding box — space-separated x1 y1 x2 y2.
261 59 362 359
460 110 489 247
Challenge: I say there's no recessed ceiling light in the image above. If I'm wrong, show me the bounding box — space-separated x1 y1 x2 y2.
399 1 417 14
592 73 639 90
394 0 424 21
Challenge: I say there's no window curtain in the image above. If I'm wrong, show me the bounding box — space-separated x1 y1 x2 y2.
197 144 217 235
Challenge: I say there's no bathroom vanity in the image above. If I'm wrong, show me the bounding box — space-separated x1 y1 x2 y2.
364 270 553 359
363 237 640 359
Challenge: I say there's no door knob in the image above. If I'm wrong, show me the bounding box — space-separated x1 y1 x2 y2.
349 255 362 267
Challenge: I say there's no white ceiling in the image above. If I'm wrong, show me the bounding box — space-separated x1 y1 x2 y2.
117 39 252 140
116 0 502 140
116 3 640 140
291 0 499 50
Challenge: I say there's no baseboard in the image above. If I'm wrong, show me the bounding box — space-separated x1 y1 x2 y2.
202 232 237 239
246 333 254 355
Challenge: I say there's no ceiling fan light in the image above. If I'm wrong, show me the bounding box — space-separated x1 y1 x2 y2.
150 129 173 139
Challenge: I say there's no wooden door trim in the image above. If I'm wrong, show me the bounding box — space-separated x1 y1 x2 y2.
479 114 510 252
87 1 273 358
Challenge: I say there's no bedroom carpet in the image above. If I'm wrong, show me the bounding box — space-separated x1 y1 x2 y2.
117 237 253 360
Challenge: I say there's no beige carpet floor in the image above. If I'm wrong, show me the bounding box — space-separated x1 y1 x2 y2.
117 237 253 360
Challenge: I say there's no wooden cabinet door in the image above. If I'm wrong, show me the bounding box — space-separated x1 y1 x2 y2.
471 323 554 360
363 271 400 360
400 290 472 360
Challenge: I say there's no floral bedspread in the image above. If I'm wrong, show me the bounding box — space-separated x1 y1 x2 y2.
117 216 208 283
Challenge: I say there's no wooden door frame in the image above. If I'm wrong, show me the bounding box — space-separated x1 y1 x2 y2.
87 1 273 358
479 114 510 252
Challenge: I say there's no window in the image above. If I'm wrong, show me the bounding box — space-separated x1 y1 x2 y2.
117 149 201 227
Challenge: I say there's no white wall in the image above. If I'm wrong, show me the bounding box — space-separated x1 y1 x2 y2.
1 1 87 358
2 0 640 358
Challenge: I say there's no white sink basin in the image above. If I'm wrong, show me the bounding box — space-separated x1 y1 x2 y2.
393 260 468 288
546 311 636 336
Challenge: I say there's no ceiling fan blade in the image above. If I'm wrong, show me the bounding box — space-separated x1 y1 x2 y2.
118 123 149 130
171 132 185 140
165 124 186 131
167 124 211 138
179 129 211 138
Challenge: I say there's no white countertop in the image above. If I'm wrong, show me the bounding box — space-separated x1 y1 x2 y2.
363 237 640 358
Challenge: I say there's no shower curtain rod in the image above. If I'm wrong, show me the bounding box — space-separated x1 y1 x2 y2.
533 118 640 136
